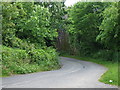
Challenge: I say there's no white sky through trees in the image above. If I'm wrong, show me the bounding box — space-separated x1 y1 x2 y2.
64 0 81 7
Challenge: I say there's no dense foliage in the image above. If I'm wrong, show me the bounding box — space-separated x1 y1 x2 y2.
1 1 119 81
2 46 59 76
2 2 58 47
2 2 64 76
66 2 119 61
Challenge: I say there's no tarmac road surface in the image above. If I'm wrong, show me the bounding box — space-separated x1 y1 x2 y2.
2 57 117 88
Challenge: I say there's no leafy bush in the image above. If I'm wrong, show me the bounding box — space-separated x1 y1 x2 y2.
28 47 60 70
2 46 30 76
2 46 60 76
93 50 119 61
93 50 112 60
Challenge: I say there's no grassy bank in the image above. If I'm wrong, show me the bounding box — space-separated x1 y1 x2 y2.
62 55 118 86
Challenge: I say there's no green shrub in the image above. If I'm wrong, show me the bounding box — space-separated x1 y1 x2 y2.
2 46 30 76
2 46 30 63
93 50 118 61
2 46 60 76
28 47 60 70
93 50 120 61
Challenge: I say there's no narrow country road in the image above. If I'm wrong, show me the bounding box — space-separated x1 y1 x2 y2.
2 57 117 88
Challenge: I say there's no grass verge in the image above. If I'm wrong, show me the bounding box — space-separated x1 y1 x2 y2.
62 55 118 86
